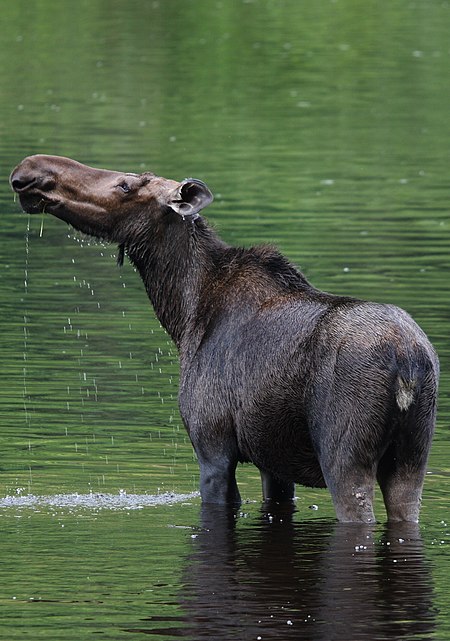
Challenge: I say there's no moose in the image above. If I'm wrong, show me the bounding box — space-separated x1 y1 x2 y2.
10 155 439 523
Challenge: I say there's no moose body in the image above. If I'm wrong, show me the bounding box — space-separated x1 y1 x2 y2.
10 155 439 522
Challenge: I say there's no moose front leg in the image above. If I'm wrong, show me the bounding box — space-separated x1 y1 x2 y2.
192 431 242 505
260 469 295 503
198 456 241 505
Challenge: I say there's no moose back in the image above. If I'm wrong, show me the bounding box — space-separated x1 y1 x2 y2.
10 155 439 522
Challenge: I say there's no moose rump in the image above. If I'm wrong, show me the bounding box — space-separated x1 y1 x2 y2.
10 154 439 523
179 287 438 523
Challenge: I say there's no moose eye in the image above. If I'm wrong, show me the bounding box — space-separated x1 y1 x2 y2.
118 182 131 193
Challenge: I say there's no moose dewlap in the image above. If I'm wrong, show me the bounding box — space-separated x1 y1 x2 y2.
10 154 439 523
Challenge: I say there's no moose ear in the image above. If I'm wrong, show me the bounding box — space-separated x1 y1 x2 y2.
169 178 213 219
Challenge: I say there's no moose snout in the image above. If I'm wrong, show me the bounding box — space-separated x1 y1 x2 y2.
10 171 36 192
10 155 60 194
10 166 55 193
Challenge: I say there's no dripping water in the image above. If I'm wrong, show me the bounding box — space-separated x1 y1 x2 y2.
23 224 184 493
23 217 31 428
23 216 32 492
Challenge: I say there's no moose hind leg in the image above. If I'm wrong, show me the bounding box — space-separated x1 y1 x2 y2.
378 382 436 523
377 443 430 523
324 465 377 523
260 469 295 503
316 432 377 522
377 461 424 523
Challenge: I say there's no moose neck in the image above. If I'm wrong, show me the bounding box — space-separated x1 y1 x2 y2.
125 216 226 351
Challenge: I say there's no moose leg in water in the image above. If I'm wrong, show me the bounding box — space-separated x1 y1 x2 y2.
260 471 295 503
376 367 437 522
10 154 439 523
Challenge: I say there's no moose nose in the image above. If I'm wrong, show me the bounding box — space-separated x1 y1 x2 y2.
11 174 36 192
10 168 55 193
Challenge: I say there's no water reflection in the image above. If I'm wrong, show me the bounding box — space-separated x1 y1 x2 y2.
144 505 436 640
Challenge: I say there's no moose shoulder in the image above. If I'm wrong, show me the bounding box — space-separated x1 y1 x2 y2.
10 155 439 523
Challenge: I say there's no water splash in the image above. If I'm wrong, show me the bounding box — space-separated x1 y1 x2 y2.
0 491 199 510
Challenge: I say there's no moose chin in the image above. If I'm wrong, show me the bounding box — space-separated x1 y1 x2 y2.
10 154 439 523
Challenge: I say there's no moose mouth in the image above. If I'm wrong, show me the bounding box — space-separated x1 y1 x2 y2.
15 192 61 215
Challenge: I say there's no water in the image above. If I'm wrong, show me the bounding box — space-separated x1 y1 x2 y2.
1 0 449 638
0 502 447 640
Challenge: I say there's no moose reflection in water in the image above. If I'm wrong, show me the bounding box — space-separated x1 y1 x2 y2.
140 506 436 641
11 155 439 523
